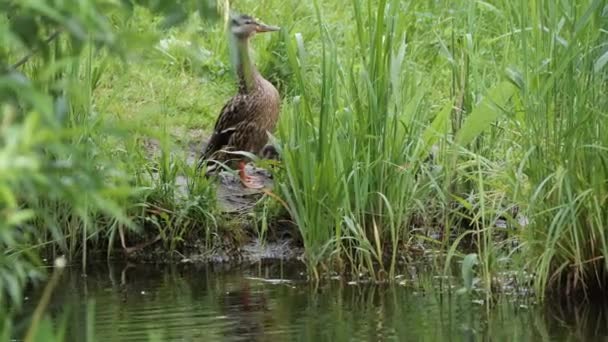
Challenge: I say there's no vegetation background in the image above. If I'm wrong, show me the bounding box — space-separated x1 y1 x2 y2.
1 0 607 339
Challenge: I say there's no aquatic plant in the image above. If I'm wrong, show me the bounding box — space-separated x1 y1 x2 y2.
510 0 608 298
277 0 608 299
277 0 509 282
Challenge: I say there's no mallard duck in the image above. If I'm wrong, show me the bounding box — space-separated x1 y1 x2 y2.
199 14 281 189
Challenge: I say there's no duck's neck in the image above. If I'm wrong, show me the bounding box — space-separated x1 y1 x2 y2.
232 36 257 93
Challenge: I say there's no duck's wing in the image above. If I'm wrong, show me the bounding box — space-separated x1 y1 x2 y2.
200 94 249 161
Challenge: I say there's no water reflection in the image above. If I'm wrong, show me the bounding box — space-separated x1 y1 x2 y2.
16 262 608 341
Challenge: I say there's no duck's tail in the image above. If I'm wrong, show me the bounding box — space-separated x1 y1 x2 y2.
197 137 221 175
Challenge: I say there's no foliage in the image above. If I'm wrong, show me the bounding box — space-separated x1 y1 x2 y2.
277 0 608 299
510 0 608 298
279 0 438 278
0 0 220 311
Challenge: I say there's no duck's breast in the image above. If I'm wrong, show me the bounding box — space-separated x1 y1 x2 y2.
252 78 280 131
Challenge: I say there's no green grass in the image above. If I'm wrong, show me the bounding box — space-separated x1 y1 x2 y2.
274 0 608 298
511 0 608 298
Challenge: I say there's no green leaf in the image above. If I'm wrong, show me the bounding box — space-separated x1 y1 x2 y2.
159 5 188 29
416 100 451 160
6 209 35 226
197 0 219 21
10 15 39 48
456 81 517 146
4 273 22 308
460 253 479 294
594 49 608 73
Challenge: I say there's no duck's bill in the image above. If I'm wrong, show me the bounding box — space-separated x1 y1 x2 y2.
256 23 280 32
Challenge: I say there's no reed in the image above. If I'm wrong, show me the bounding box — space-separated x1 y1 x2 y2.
508 0 608 298
277 0 608 298
279 0 451 278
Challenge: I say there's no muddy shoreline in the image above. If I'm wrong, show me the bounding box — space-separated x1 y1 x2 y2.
118 135 516 271
122 134 306 264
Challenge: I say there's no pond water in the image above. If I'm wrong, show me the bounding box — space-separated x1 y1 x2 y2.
16 261 608 341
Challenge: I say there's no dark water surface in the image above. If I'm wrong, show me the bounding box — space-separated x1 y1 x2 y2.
17 262 608 341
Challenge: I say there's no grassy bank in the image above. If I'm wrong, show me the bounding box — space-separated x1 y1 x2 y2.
1 1 607 328
277 0 608 298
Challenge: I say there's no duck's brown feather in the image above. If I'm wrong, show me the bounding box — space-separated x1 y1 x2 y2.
201 94 248 161
200 76 280 168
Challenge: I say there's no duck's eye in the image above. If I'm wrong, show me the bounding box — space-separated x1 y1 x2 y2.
244 19 253 25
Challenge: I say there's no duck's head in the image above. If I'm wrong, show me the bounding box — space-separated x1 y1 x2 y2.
230 14 280 40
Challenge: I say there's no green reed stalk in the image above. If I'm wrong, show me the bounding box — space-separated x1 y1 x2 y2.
24 257 66 342
510 0 608 298
279 0 441 279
